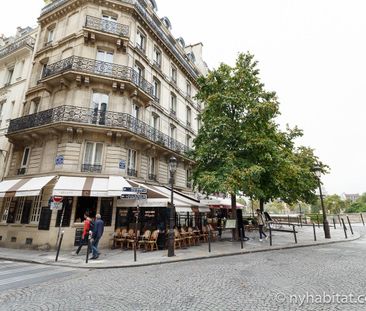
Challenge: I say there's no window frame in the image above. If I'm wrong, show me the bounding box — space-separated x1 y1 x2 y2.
21 147 31 168
127 149 137 170
136 28 146 52
83 142 104 166
171 64 177 83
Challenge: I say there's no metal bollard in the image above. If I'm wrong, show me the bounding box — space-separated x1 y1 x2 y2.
288 215 290 226
86 233 91 264
313 223 317 241
333 217 336 229
317 214 320 228
239 227 244 249
361 213 365 226
55 231 64 262
207 226 211 253
338 215 341 225
299 215 303 228
347 216 354 235
341 218 348 239
269 225 273 246
292 225 297 244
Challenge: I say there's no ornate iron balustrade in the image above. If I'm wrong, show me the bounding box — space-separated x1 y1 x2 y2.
8 105 191 155
41 56 155 99
81 164 102 173
127 168 138 177
148 174 157 181
0 36 36 59
40 0 199 79
41 0 134 15
85 16 129 37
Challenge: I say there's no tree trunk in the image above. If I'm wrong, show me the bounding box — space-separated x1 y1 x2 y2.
260 199 265 213
231 194 239 240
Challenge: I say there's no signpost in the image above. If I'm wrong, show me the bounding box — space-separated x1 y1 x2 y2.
120 187 147 262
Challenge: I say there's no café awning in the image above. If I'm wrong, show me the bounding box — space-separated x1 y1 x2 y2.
0 176 56 197
52 176 132 197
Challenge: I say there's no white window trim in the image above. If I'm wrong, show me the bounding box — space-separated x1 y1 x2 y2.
84 142 104 165
14 197 26 223
30 195 42 223
1 197 12 223
128 149 137 170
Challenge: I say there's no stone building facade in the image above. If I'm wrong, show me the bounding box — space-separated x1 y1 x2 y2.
0 0 207 249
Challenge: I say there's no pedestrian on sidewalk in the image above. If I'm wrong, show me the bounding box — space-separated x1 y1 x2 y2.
256 209 267 241
75 213 92 255
91 214 104 260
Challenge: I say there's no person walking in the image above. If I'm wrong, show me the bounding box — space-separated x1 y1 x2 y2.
256 209 267 241
75 213 92 255
91 214 104 259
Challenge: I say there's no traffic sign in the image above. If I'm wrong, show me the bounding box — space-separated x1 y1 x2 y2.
120 194 147 200
50 196 63 210
122 187 147 194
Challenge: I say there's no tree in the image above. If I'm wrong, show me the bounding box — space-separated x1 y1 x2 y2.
324 194 345 214
192 53 327 222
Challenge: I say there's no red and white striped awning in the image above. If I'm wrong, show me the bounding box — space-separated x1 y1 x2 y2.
0 176 56 197
52 176 132 197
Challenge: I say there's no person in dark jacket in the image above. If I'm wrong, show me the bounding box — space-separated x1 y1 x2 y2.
91 214 104 259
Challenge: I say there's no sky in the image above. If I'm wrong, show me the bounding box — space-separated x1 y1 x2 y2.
0 0 365 195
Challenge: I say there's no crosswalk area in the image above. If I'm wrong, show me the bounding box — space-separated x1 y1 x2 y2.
0 260 77 291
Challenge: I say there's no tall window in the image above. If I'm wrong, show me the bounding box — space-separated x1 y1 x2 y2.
153 78 160 101
134 62 144 85
186 169 192 188
127 149 137 177
186 134 191 148
153 46 162 67
83 142 103 172
151 113 160 130
21 147 31 169
1 198 12 223
171 65 177 83
17 60 25 79
186 81 191 98
96 50 113 75
170 124 176 139
6 67 14 85
170 93 177 115
91 92 108 125
30 195 42 223
14 197 25 223
148 157 156 180
136 29 146 52
0 101 5 119
186 107 191 127
132 103 140 120
46 27 55 44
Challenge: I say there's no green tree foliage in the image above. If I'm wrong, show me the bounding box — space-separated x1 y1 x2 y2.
345 193 366 213
323 194 345 214
192 53 327 210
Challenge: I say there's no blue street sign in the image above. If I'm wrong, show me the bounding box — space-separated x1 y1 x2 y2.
119 160 126 169
55 155 64 166
122 187 147 194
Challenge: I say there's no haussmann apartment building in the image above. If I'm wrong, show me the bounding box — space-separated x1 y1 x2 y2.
0 0 208 250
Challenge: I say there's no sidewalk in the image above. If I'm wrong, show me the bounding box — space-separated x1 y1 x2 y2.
0 225 363 269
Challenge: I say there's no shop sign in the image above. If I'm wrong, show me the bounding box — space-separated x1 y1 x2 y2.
120 194 147 200
122 187 147 194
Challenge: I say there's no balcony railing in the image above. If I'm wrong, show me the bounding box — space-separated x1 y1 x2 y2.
81 164 102 173
85 16 129 37
17 167 26 175
127 168 138 177
0 36 35 59
8 105 191 155
148 174 157 181
41 56 155 100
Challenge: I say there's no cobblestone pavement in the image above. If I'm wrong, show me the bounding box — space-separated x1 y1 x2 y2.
0 232 365 311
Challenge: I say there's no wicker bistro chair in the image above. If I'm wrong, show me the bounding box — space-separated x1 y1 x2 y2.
145 230 159 251
180 227 193 246
208 224 218 241
126 229 139 249
173 228 185 249
113 228 126 249
137 230 151 251
200 226 209 242
188 227 200 245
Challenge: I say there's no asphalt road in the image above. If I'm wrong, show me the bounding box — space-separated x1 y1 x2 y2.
0 231 365 311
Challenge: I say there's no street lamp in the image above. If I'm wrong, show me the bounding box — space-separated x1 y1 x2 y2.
167 156 177 257
314 166 331 239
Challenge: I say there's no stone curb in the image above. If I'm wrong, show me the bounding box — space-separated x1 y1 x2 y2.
0 232 361 270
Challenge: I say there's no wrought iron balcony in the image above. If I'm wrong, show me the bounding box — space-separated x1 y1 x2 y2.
127 168 138 177
81 164 102 173
85 16 129 37
17 167 26 175
41 56 155 100
0 36 35 59
148 174 157 181
8 105 191 155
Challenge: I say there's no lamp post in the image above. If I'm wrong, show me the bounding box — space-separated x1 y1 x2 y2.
167 156 177 257
314 166 331 239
